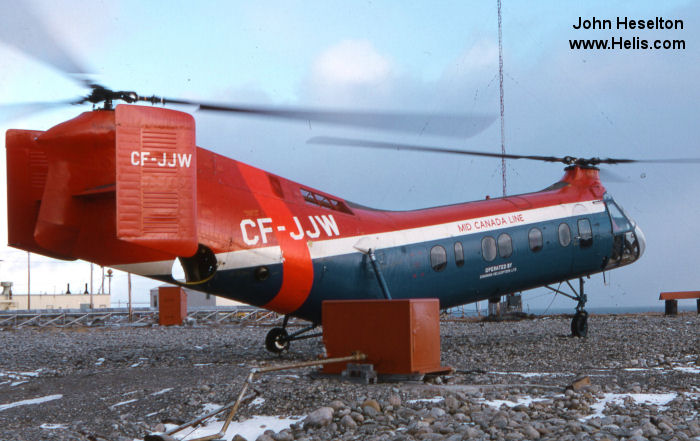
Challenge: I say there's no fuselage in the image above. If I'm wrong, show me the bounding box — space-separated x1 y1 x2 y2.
6 106 645 323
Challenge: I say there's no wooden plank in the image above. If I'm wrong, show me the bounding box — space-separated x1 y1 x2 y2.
659 291 700 300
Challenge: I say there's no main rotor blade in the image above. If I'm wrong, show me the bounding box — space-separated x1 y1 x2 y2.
0 99 80 122
0 3 90 85
308 136 700 166
307 136 565 163
151 97 495 137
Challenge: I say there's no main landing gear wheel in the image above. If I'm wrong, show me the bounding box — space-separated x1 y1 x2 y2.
265 327 290 353
264 315 323 353
571 311 588 338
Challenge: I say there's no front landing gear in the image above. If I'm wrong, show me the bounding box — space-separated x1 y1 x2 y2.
545 277 589 338
264 315 322 354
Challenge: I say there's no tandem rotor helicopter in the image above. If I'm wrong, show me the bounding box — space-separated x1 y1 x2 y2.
3 7 693 353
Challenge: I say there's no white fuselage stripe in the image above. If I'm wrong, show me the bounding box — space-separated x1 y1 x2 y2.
115 200 606 276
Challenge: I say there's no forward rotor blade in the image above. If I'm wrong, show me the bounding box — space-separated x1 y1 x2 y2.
307 136 565 163
0 3 90 85
150 97 495 137
595 157 700 164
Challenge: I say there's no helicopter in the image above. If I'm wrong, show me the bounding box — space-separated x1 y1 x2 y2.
2 7 691 354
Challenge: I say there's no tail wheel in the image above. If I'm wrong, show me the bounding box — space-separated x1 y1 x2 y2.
571 311 588 337
265 327 290 353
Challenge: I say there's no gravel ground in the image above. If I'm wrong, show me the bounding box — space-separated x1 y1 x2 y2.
0 312 698 441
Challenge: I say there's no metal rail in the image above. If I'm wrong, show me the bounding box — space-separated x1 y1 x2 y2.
0 306 286 328
148 352 367 441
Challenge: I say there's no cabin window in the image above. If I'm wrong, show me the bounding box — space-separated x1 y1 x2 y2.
299 188 353 214
454 242 464 267
558 223 571 247
430 245 447 272
498 233 513 258
528 228 543 252
481 236 497 262
578 218 593 247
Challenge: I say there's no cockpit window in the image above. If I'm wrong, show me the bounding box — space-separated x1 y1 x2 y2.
607 202 632 233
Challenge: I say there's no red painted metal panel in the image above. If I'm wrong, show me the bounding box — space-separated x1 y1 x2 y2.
237 163 314 314
116 105 198 257
659 291 700 300
322 299 445 375
159 286 187 326
5 129 73 259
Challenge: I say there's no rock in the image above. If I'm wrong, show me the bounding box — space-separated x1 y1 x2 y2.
642 422 659 437
444 396 460 411
350 411 364 423
430 407 446 419
657 421 674 433
232 435 248 441
388 394 402 407
339 414 357 430
522 424 540 439
144 435 178 441
362 404 380 418
492 415 508 429
362 399 381 413
302 407 334 428
327 400 346 411
465 426 483 438
271 431 293 441
568 376 591 391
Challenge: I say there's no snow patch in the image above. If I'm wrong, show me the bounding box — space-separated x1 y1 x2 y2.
581 393 678 421
110 398 138 410
674 366 700 374
199 403 222 416
151 388 173 396
40 423 68 430
0 394 63 412
489 371 568 378
408 397 445 404
482 396 552 408
159 415 302 441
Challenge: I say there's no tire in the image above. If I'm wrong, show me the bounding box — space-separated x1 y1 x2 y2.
265 327 290 353
571 312 588 337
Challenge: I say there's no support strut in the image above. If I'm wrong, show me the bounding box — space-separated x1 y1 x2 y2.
544 277 588 337
368 248 392 300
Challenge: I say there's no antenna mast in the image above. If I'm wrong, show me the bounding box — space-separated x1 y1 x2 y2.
498 0 506 196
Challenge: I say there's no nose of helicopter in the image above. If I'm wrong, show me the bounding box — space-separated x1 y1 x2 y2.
634 224 646 259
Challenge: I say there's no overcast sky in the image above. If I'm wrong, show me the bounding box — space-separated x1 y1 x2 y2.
0 0 698 311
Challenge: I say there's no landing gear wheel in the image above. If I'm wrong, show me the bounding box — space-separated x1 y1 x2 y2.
571 312 588 337
265 327 290 353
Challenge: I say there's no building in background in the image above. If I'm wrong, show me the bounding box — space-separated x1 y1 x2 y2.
0 281 110 311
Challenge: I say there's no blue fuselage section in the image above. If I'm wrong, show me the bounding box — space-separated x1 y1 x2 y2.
168 210 618 323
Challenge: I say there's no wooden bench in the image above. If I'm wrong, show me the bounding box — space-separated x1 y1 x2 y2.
659 291 700 315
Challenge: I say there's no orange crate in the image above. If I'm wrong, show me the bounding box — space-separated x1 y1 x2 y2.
322 299 446 375
159 286 187 326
